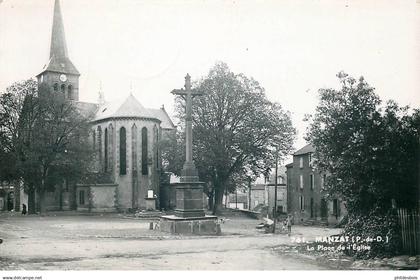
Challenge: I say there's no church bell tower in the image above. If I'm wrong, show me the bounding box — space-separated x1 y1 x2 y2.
37 0 80 101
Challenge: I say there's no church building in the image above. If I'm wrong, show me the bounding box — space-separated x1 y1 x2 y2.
35 0 175 212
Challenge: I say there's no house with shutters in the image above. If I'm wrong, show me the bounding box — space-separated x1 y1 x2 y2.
286 144 346 225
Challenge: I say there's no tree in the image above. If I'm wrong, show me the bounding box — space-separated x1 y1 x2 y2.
0 79 39 210
307 72 418 214
306 72 419 257
0 80 94 214
160 129 184 176
174 62 295 214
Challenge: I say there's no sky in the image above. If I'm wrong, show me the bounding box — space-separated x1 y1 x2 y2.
0 0 419 161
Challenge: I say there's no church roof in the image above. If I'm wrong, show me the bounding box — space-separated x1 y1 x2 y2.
39 0 79 76
73 96 175 130
148 107 176 130
74 101 98 118
93 94 174 127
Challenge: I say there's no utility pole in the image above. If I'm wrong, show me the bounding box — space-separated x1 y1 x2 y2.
235 188 238 209
273 147 278 233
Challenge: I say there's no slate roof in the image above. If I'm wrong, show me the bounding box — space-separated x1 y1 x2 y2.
74 101 98 118
285 162 293 168
294 143 315 156
39 0 79 76
40 56 80 76
149 107 176 130
92 94 175 130
94 94 157 121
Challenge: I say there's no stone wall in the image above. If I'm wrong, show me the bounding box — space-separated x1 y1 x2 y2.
90 184 117 212
76 184 117 212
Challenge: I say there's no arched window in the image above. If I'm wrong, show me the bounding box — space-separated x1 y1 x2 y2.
92 129 96 151
120 127 126 175
61 84 65 95
141 127 148 175
108 124 113 171
154 125 159 168
53 83 58 91
104 128 108 172
68 85 73 100
97 126 102 168
132 124 138 172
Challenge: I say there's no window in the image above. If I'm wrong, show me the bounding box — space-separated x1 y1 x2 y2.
104 128 108 172
79 190 85 205
310 198 314 218
141 127 148 175
132 124 137 172
68 85 73 100
309 153 313 167
61 84 65 94
299 196 305 211
64 179 69 192
97 126 102 164
92 129 96 151
310 174 314 190
321 198 328 218
120 127 126 175
333 199 339 218
299 157 303 168
53 83 58 91
322 174 327 190
299 174 303 189
154 125 159 168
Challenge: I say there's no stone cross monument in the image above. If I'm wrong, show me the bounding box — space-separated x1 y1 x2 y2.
170 74 205 217
160 74 219 235
171 74 202 183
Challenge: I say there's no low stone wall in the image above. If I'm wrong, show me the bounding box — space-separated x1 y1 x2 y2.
160 215 220 235
90 184 117 212
76 184 117 212
238 209 262 219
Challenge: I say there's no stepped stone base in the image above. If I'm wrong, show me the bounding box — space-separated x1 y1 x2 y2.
160 215 220 235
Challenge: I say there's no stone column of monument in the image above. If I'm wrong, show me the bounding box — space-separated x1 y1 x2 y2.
160 74 219 234
171 74 204 217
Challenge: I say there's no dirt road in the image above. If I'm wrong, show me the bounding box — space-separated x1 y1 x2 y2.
0 214 340 270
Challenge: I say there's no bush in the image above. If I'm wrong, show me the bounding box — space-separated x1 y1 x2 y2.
342 209 401 259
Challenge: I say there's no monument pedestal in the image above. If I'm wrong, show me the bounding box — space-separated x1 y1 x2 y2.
174 182 205 218
160 181 220 235
145 197 156 210
160 74 219 235
160 214 219 235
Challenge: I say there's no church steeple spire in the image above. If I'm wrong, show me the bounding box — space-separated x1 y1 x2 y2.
37 0 80 101
50 0 68 59
39 0 79 76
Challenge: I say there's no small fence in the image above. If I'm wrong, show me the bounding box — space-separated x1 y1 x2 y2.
397 208 419 255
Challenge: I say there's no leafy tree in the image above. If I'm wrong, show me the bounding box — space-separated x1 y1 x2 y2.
0 80 94 214
0 79 39 210
307 72 418 214
160 129 184 176
306 72 419 257
174 63 295 214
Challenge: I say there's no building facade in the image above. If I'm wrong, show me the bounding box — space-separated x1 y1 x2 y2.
30 0 175 212
286 144 346 225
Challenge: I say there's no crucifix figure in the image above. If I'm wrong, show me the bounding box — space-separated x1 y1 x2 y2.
171 73 203 183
